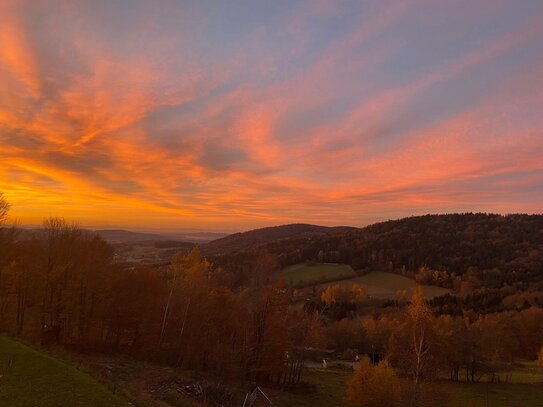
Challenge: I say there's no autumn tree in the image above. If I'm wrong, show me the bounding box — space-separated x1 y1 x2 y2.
515 307 543 359
321 284 366 305
21 217 117 347
193 286 248 376
246 284 289 381
160 247 212 367
280 309 325 386
325 318 352 352
0 191 14 269
388 288 436 406
7 239 42 336
321 284 351 304
415 266 433 285
432 315 467 381
102 267 165 351
159 251 186 348
475 312 519 367
347 357 402 407
361 316 400 363
407 288 435 405
39 217 80 343
317 249 324 263
0 193 16 328
351 284 367 305
251 250 278 287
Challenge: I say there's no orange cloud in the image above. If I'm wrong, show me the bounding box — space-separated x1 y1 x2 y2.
0 0 542 230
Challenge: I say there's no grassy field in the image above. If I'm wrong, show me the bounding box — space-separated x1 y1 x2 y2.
274 368 351 407
0 335 129 407
281 263 448 298
280 263 356 288
312 271 449 299
274 365 543 407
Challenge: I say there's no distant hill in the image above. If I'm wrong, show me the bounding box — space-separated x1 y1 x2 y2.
94 229 166 243
202 223 358 255
13 227 227 244
163 231 228 243
82 229 228 244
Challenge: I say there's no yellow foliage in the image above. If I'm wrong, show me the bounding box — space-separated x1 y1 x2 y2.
321 284 350 304
351 284 367 304
347 357 402 407
407 287 432 322
321 283 367 305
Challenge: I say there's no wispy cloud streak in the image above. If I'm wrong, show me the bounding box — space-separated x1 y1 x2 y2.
0 0 542 229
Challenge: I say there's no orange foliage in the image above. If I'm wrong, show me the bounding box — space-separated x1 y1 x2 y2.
347 357 402 407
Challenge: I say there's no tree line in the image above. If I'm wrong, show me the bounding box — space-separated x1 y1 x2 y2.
0 193 321 385
345 289 543 406
1 193 542 406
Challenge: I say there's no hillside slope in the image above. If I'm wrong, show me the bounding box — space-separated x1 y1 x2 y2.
211 214 543 294
203 223 357 255
0 335 128 407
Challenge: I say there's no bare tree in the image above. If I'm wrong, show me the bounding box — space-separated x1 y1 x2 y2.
0 192 10 225
159 251 185 349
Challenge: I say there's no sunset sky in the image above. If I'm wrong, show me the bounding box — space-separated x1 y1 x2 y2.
1 0 542 231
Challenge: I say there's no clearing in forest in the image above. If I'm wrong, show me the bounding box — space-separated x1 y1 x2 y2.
318 271 450 299
280 263 356 288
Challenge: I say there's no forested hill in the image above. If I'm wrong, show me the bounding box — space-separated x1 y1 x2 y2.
212 214 543 290
202 223 357 255
355 213 543 276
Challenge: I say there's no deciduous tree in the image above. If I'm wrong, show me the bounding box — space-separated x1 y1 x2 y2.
388 288 436 406
347 357 402 407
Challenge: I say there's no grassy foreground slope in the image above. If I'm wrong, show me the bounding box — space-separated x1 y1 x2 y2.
0 335 129 407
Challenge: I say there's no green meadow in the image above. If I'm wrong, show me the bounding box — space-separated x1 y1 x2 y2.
0 335 129 407
280 263 356 288
317 271 450 299
281 262 449 299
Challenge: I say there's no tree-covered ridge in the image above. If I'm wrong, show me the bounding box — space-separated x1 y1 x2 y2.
212 214 543 290
203 223 357 255
356 213 543 277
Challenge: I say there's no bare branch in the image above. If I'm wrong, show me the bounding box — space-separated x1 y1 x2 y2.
0 192 10 225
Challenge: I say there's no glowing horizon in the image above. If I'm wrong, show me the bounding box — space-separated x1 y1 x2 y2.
1 0 542 230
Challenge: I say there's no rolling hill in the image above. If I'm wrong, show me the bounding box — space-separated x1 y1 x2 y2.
13 227 227 245
209 214 543 304
202 223 357 255
94 229 167 243
95 229 227 243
